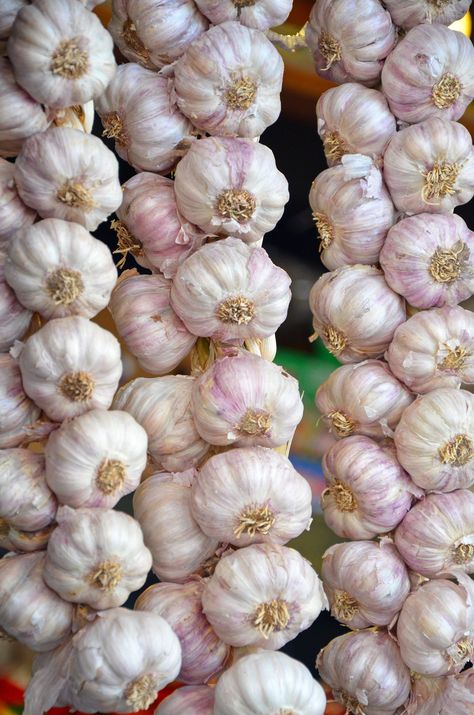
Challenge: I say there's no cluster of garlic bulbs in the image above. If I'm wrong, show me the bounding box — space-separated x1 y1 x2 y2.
306 1 474 713
0 0 330 712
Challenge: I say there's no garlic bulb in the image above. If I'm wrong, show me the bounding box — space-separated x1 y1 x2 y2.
113 375 209 471
394 388 474 492
110 273 196 375
387 305 474 394
0 0 28 53
0 354 41 449
213 650 326 715
305 0 395 87
97 63 193 174
7 0 116 108
174 21 283 138
136 581 230 684
309 264 405 363
191 350 303 448
0 250 31 352
404 671 474 715
195 0 292 30
383 117 474 215
395 489 474 577
15 127 122 231
202 543 327 649
384 0 471 30
5 218 117 320
382 24 474 124
321 435 421 539
0 522 54 554
0 57 48 158
0 158 35 247
18 316 122 422
156 686 214 715
0 552 73 652
45 409 147 509
309 158 396 270
317 630 411 715
0 449 56 531
170 238 291 342
133 471 219 583
191 446 312 547
43 506 152 609
174 136 289 243
316 84 396 166
316 360 414 440
397 573 474 676
109 0 208 70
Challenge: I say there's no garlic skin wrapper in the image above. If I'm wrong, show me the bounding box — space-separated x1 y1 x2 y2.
174 136 289 243
110 273 196 376
44 506 152 609
5 219 117 320
317 630 411 715
0 251 31 352
191 446 313 547
380 213 474 309
309 265 405 363
45 409 147 509
321 435 421 539
316 84 396 167
194 0 292 30
170 237 291 342
381 24 474 124
97 63 193 174
0 158 35 247
395 489 474 577
0 354 41 449
7 0 116 108
0 449 56 531
384 0 471 31
394 388 474 492
213 650 326 715
321 540 410 629
405 671 474 715
305 0 395 87
387 305 474 394
18 316 122 422
15 127 122 231
136 581 230 684
309 158 396 270
316 360 414 441
113 375 209 471
192 351 303 448
383 117 474 215
174 21 283 139
202 543 327 649
156 686 214 715
0 552 73 652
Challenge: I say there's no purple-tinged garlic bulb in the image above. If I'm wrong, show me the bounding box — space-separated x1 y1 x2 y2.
194 0 292 31
0 449 56 531
0 158 36 248
404 670 474 715
0 250 31 352
157 686 214 715
0 353 41 449
383 0 471 31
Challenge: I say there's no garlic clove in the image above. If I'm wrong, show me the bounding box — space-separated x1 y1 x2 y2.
0 353 41 449
384 0 471 31
0 249 32 352
0 157 36 248
156 686 214 714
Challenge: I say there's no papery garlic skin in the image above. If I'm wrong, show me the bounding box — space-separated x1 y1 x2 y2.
383 117 474 215
15 127 122 231
171 238 291 342
395 489 474 577
0 158 35 248
49 101 95 134
213 650 326 715
0 449 56 531
384 0 471 31
316 360 414 441
305 0 395 87
113 375 209 471
0 354 41 449
202 543 327 649
5 219 117 320
195 0 291 30
174 21 283 138
45 410 147 509
136 581 230 684
7 0 116 108
174 136 289 243
0 251 31 352
0 552 73 652
317 630 411 715
191 446 312 547
44 506 152 609
133 471 219 583
156 686 214 715
192 351 303 448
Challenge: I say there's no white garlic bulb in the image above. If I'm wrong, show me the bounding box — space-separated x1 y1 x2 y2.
384 0 471 30
202 543 327 649
0 250 31 352
7 0 116 108
174 136 289 243
0 449 56 531
213 650 327 715
45 409 147 509
0 0 28 53
0 158 35 248
15 127 122 231
156 686 214 715
0 354 41 449
5 218 117 320
113 375 209 471
191 446 312 547
383 117 474 215
174 21 283 138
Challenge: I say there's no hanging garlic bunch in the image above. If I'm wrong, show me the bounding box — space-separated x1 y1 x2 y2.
0 353 41 449
0 250 31 351
383 0 471 31
0 158 35 248
0 448 56 531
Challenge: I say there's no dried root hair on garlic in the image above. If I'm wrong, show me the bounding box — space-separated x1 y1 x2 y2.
383 0 471 31
0 157 36 248
0 250 32 352
0 353 41 449
0 448 56 532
